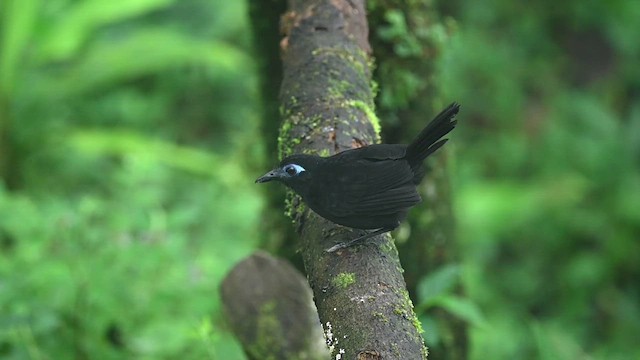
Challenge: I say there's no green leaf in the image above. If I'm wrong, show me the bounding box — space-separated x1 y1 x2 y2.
0 0 39 95
416 264 460 304
37 0 176 62
531 321 590 360
418 314 441 346
378 9 407 40
36 28 248 96
68 130 244 186
428 295 485 327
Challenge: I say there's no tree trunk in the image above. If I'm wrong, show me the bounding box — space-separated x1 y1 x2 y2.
277 0 427 358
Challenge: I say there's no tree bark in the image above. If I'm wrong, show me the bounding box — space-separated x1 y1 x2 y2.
278 0 427 358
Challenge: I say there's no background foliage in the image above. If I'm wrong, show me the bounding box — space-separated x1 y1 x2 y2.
1 0 638 359
435 1 640 359
1 0 261 358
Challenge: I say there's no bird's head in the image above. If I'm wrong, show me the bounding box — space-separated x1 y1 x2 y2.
255 154 321 194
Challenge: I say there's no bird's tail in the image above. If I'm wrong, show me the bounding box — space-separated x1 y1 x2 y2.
405 102 459 164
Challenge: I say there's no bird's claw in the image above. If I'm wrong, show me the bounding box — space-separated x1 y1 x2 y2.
325 242 347 253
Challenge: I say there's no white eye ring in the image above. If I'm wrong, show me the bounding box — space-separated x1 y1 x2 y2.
284 164 306 176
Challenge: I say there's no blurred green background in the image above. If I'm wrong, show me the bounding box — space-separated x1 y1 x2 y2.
1 0 638 359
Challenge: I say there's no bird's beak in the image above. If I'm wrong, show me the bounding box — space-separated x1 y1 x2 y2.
255 169 281 183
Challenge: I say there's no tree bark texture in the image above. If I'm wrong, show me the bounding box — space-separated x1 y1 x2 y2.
368 1 468 358
278 0 427 358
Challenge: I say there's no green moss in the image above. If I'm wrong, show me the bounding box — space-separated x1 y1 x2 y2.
249 301 282 359
284 195 294 218
391 342 401 358
316 149 329 157
401 289 424 334
278 117 295 160
391 287 425 355
278 109 329 160
327 78 356 101
312 47 368 79
346 99 381 137
390 287 428 357
332 272 356 288
284 192 306 220
380 236 398 256
373 312 389 323
370 77 379 98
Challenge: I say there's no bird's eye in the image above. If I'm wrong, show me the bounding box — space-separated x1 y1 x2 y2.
284 164 305 176
285 166 297 175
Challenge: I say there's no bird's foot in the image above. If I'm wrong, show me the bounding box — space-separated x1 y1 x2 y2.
325 227 392 253
325 240 356 253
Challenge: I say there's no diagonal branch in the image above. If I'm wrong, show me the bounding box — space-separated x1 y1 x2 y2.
278 0 427 358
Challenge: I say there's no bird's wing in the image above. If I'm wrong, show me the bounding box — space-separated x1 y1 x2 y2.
319 157 421 218
349 184 421 215
335 144 407 162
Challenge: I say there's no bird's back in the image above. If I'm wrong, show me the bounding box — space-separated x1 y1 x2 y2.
303 146 422 229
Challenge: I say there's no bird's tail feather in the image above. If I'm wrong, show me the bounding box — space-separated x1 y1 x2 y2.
405 102 459 164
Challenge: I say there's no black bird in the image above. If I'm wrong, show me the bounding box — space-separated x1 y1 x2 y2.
256 102 459 252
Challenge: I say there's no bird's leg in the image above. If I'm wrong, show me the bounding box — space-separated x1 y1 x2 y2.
325 227 394 253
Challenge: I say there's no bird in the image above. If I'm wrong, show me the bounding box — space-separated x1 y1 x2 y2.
256 102 459 252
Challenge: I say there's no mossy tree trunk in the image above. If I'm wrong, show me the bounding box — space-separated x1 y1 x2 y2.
276 0 428 358
368 1 468 358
